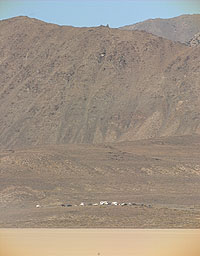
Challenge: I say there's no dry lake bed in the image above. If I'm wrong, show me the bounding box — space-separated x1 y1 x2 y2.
1 229 200 256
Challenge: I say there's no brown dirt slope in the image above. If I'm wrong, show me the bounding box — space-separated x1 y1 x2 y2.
0 135 200 227
120 14 200 43
1 135 200 207
0 16 200 148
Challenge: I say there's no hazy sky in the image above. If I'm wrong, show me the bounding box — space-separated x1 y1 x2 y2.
0 0 200 27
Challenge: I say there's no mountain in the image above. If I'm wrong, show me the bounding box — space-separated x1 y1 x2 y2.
120 14 200 43
1 16 200 148
1 16 200 228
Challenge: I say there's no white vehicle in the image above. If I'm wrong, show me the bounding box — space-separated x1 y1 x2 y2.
80 202 85 206
111 202 118 206
100 201 109 205
36 204 41 208
92 203 98 206
120 203 128 206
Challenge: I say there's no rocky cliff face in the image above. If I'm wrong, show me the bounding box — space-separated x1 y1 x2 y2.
0 16 200 148
187 32 200 47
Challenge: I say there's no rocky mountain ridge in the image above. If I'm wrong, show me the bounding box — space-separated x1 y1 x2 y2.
121 14 200 43
0 16 200 148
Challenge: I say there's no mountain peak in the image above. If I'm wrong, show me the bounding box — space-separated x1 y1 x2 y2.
120 14 200 43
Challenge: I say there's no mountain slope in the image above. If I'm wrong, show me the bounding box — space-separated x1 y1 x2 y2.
0 16 200 148
120 14 200 43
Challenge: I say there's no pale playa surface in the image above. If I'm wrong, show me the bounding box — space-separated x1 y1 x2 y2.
0 229 200 256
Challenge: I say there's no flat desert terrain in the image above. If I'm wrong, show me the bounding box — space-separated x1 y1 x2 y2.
1 135 200 228
1 229 200 256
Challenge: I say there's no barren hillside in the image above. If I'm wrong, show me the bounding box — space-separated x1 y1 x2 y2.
121 14 200 43
0 16 200 148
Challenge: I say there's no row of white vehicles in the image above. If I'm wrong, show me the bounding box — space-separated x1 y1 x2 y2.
60 201 150 207
36 201 152 208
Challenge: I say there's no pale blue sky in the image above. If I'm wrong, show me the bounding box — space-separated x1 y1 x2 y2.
0 1 200 27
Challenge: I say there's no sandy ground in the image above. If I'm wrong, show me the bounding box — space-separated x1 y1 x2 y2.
1 229 200 256
1 205 200 228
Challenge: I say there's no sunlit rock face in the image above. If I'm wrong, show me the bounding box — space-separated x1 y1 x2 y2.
187 32 200 47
